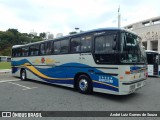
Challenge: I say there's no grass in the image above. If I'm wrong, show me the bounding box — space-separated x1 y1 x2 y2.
0 62 11 69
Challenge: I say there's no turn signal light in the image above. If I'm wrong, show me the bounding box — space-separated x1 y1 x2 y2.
125 71 131 75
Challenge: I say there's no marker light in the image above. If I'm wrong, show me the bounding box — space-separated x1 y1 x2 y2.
125 71 131 75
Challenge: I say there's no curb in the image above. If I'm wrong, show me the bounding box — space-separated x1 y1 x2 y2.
0 69 11 74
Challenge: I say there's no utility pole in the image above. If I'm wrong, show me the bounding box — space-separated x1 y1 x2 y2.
118 6 121 28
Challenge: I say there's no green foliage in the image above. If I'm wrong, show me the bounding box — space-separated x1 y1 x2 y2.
39 32 46 38
0 28 43 56
2 47 11 56
0 62 11 69
69 31 77 35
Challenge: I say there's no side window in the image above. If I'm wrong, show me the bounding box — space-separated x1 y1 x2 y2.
94 34 117 63
18 48 22 57
12 49 15 57
53 41 60 54
21 47 29 57
34 44 39 56
81 36 92 52
95 35 114 54
40 43 45 55
45 42 52 54
60 40 69 53
95 36 105 53
12 49 18 57
71 37 81 52
30 44 39 56
14 48 21 57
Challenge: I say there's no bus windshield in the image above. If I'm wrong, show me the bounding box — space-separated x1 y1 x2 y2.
146 52 159 64
120 32 145 63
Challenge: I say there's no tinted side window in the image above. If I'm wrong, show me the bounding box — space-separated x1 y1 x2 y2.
71 37 81 52
94 34 117 64
13 48 21 57
60 40 69 53
53 41 60 54
30 44 39 56
40 43 45 55
45 42 52 54
12 49 17 57
95 35 114 54
22 47 29 57
81 36 92 52
146 53 153 64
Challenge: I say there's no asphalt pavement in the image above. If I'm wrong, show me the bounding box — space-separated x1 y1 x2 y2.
0 72 159 120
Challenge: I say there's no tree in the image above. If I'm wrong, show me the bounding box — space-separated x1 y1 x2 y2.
69 31 77 35
39 32 46 38
7 29 19 36
0 29 43 56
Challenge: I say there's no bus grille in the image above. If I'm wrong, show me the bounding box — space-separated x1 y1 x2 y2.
130 84 136 91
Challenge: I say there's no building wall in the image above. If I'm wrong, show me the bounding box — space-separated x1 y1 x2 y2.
124 16 160 53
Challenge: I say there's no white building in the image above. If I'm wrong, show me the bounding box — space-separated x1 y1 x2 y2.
29 31 37 36
124 16 160 53
45 32 54 40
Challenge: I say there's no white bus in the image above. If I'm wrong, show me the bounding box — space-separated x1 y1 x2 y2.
145 50 159 77
159 53 160 76
11 28 147 95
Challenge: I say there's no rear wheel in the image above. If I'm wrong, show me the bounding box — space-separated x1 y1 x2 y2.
21 69 27 81
77 75 92 94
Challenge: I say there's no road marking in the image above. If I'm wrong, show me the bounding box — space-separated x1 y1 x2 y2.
22 87 38 90
0 79 20 83
7 82 37 90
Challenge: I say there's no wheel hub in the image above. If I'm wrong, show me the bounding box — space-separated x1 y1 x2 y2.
79 79 88 91
22 72 25 79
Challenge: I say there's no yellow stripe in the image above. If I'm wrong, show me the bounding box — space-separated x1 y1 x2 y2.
93 80 118 89
21 64 73 80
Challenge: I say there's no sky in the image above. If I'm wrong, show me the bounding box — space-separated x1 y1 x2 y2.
0 0 160 36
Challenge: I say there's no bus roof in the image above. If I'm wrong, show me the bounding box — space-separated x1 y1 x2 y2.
12 45 24 48
12 27 139 49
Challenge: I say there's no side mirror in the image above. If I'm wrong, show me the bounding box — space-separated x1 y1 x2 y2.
112 35 117 50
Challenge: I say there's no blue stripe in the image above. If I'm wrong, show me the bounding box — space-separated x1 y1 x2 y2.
93 82 119 92
12 59 119 91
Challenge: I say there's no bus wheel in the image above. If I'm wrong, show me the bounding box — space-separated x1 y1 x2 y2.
77 75 92 94
21 69 27 81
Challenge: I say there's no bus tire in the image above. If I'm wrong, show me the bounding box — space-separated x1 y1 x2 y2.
77 75 92 94
21 69 27 81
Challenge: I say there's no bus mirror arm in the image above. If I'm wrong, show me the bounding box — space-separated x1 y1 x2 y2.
112 35 117 50
112 41 117 50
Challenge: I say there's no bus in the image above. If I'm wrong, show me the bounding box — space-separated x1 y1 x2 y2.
159 53 160 76
11 28 147 95
145 50 159 77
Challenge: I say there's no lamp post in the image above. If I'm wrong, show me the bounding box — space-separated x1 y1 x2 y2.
118 6 121 28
